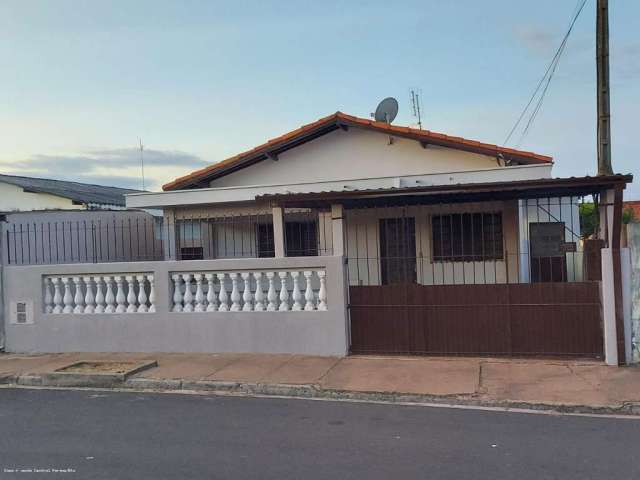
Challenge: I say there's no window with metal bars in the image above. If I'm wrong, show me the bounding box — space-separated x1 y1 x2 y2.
284 220 318 257
256 223 275 258
432 212 503 261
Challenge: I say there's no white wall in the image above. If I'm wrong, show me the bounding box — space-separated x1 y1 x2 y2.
209 128 547 188
518 197 583 282
0 182 82 211
627 223 640 363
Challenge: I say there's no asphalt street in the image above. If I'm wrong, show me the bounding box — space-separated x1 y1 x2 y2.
0 388 638 480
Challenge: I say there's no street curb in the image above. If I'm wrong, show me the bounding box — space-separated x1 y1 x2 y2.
4 373 640 417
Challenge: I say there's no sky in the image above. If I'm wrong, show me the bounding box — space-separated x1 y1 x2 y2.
0 1 638 196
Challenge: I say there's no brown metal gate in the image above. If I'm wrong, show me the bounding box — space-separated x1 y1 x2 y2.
349 282 603 358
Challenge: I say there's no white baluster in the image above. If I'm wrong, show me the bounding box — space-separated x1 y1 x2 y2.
72 277 84 314
52 277 63 314
278 271 290 311
83 276 95 314
266 272 277 311
137 274 148 313
291 272 303 311
303 271 315 311
94 277 105 313
317 270 327 311
43 277 53 313
241 273 253 311
62 277 73 313
253 272 265 312
104 276 116 313
230 273 241 311
126 276 137 313
205 273 217 312
172 274 183 312
148 274 156 313
194 273 205 312
217 273 229 311
182 273 194 312
115 276 127 313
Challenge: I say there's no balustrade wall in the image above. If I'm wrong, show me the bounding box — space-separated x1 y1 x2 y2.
4 257 348 356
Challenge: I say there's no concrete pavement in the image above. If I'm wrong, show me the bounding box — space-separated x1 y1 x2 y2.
1 352 640 412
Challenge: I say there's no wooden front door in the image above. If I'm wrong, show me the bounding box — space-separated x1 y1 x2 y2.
379 217 416 285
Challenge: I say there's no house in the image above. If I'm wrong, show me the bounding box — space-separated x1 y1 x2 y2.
0 175 160 265
0 174 140 211
2 112 633 365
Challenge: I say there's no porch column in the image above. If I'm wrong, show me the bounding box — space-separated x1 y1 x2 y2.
331 204 345 256
599 186 626 365
272 205 286 258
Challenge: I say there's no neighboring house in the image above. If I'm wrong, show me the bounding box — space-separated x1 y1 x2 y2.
0 174 140 211
0 174 160 265
2 112 633 365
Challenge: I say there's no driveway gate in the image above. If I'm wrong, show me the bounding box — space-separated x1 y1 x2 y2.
345 198 604 358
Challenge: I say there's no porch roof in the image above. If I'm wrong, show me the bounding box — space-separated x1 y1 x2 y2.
257 174 633 208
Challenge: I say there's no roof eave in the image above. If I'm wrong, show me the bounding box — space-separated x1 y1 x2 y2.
163 112 553 191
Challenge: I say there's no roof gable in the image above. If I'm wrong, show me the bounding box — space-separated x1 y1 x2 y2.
163 112 553 191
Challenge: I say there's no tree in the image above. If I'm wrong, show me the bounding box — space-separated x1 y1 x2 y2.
579 203 598 238
579 203 635 239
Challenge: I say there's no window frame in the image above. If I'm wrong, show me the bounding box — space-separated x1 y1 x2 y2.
431 211 504 263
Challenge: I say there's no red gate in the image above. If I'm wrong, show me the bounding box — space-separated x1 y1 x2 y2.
349 282 603 358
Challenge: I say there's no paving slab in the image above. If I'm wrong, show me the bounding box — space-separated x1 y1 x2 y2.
0 353 82 375
480 361 613 406
136 353 243 380
207 354 294 382
320 356 480 395
261 355 341 385
570 364 640 403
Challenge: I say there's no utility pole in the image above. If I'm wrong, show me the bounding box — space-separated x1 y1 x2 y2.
596 0 613 175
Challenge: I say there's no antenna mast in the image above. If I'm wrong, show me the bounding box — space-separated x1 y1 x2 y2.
139 138 146 191
410 89 423 130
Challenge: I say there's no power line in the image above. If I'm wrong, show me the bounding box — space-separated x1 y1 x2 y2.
503 0 588 147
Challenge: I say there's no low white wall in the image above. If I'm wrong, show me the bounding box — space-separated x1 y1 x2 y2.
3 256 349 356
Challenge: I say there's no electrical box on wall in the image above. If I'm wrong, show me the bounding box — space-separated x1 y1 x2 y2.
10 300 34 325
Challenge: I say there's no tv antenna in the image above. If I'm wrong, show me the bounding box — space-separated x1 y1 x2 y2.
410 89 423 129
373 97 399 124
138 138 145 191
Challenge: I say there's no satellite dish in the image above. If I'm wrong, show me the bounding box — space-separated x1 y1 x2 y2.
374 97 399 123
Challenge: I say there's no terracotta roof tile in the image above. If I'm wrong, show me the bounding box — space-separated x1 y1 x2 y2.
163 111 553 191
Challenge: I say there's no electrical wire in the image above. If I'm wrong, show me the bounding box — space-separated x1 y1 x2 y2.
503 0 588 147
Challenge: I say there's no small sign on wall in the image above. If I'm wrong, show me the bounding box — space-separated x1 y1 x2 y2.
9 300 34 325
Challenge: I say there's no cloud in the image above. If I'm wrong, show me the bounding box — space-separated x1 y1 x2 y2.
512 25 557 56
12 148 207 171
0 147 209 191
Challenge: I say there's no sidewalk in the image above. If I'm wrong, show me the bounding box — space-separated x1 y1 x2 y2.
1 352 639 414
